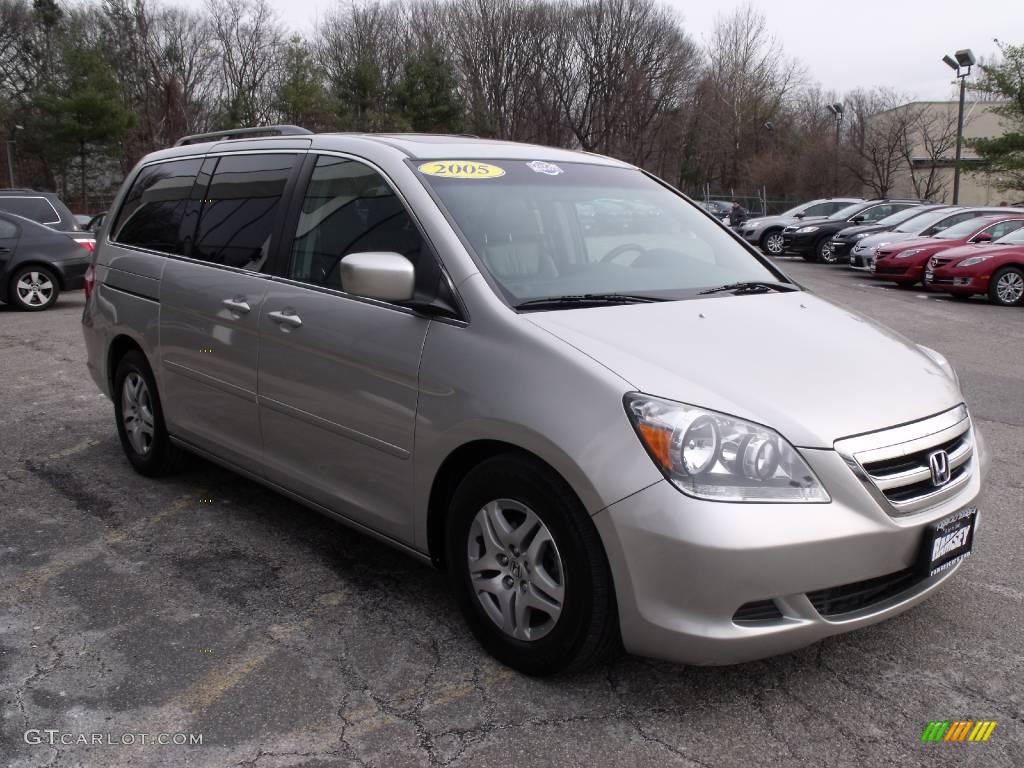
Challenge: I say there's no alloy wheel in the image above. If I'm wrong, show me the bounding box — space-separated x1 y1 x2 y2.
467 499 565 641
819 241 836 263
995 271 1024 305
121 372 156 456
763 232 784 255
15 271 55 307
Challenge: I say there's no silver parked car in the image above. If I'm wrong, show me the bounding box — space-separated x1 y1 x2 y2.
82 128 988 674
736 197 861 255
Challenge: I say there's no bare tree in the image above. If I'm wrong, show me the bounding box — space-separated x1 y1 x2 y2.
844 88 914 198
899 103 959 201
206 0 284 127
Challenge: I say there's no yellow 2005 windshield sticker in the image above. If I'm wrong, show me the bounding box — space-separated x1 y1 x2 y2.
418 161 506 179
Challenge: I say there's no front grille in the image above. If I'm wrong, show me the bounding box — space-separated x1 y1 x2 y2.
930 276 956 286
808 567 923 618
874 266 906 275
931 256 955 268
733 599 784 623
835 405 974 516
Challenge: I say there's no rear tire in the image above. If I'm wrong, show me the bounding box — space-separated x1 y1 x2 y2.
113 350 184 477
446 453 620 676
9 265 60 311
988 266 1024 307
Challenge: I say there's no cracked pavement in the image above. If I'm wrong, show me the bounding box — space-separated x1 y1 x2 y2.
1 259 1021 767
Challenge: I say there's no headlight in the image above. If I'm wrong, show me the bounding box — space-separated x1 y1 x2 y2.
624 394 830 503
917 345 960 390
796 226 819 234
957 255 992 267
853 232 869 240
895 249 923 259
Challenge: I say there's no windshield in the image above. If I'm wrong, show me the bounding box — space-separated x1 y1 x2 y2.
995 226 1024 244
827 203 863 221
876 206 934 227
894 208 957 234
417 161 782 304
933 216 998 239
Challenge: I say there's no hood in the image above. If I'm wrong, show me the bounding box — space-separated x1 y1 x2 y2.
933 242 1024 263
528 292 961 448
876 235 951 255
855 230 916 250
834 223 886 240
747 214 827 228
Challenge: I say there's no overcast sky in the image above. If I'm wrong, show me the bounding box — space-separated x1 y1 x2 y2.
178 0 1023 101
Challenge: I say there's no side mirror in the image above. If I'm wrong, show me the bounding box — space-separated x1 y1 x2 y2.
794 212 805 219
850 215 865 223
339 252 415 302
971 232 993 243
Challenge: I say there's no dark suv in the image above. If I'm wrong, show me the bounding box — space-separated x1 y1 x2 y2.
782 199 925 263
0 189 80 232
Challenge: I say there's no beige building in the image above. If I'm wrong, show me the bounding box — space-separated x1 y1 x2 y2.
869 101 1014 206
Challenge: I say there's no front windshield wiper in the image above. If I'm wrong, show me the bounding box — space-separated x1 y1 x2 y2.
514 293 668 310
697 281 798 296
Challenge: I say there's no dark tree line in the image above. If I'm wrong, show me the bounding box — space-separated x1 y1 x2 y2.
1 0 1010 210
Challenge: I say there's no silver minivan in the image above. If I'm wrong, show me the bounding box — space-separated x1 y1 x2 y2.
82 128 987 675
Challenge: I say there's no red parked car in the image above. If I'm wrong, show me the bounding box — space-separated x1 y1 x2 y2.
925 224 1024 306
871 215 1024 287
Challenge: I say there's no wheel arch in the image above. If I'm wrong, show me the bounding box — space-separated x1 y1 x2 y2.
426 439 588 572
107 334 148 394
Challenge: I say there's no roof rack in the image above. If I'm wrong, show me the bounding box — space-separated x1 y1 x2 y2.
173 125 313 147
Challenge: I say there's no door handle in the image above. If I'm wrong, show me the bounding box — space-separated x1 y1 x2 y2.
222 296 251 314
267 309 302 329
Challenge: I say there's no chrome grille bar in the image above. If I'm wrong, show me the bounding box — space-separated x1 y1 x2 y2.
835 405 975 516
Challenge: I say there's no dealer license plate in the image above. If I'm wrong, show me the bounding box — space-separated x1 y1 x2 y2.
919 507 977 578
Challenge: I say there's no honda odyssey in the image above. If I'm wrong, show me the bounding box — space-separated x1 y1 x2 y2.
82 128 988 675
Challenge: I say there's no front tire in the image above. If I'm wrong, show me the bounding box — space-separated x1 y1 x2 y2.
113 350 183 476
10 265 60 310
759 230 784 256
988 266 1024 307
446 454 619 676
816 238 839 264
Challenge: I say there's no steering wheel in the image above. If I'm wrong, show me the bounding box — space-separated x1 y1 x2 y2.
600 243 647 264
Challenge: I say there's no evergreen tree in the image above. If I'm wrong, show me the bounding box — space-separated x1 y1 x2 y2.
31 40 134 209
275 36 331 129
394 47 464 134
970 40 1024 194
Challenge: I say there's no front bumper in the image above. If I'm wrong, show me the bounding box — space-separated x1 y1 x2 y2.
849 249 875 271
926 268 987 294
872 261 924 283
830 239 856 258
781 231 818 254
594 436 986 666
737 226 763 245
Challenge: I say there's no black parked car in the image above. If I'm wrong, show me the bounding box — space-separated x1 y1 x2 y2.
0 211 95 310
829 204 949 261
781 199 925 263
0 188 80 232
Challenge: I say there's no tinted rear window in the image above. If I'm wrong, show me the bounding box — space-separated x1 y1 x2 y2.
112 158 203 254
191 154 297 271
0 196 60 225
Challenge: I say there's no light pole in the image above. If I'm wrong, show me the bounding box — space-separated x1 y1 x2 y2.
826 102 844 196
942 49 975 204
5 124 24 188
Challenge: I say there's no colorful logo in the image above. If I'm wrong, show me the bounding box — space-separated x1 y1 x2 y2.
921 721 997 742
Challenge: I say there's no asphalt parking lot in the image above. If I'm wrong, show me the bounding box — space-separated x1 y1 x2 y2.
2 259 1021 768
